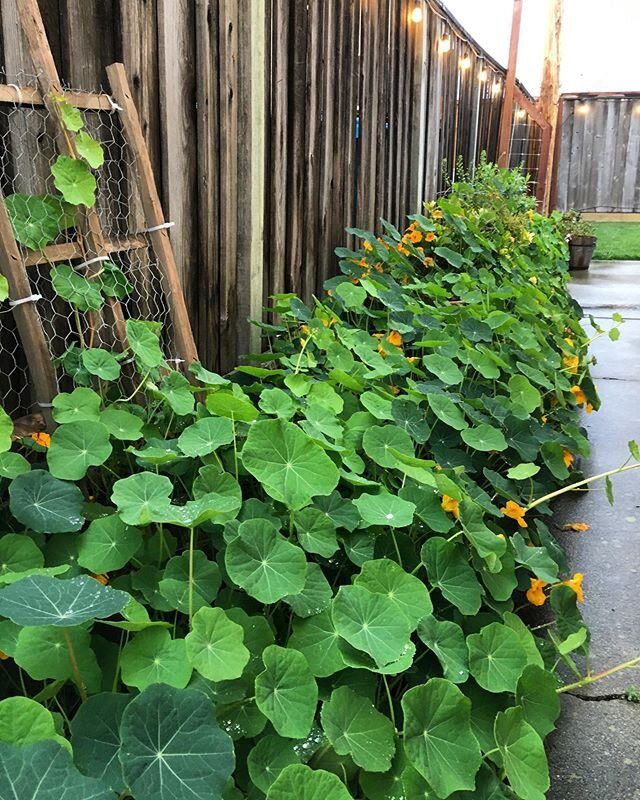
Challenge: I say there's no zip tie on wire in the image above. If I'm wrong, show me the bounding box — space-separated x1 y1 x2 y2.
9 294 42 308
141 221 175 234
166 358 185 364
104 94 123 113
74 255 110 271
6 84 23 105
35 401 54 408
122 357 135 365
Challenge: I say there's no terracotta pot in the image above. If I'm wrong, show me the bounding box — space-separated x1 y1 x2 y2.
568 236 597 270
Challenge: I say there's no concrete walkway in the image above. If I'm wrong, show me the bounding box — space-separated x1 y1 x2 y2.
547 261 640 798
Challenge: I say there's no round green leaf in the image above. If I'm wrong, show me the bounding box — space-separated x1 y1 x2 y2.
47 421 112 480
0 407 12 452
5 193 74 250
0 740 113 800
255 645 318 738
225 519 307 603
0 452 31 479
52 388 101 423
515 665 561 738
81 348 121 380
283 562 332 618
178 416 234 457
0 574 129 626
100 407 143 441
248 735 301 793
402 678 482 797
288 610 345 678
266 764 354 800
185 606 249 681
9 470 84 533
159 550 221 613
417 616 469 684
241 419 339 510
158 371 195 416
426 393 468 431
353 492 415 528
0 697 67 749
294 508 338 557
460 423 508 452
52 264 103 311
259 387 296 420
362 425 414 468
507 462 540 480
14 625 101 692
119 683 235 800
423 354 463 385
77 515 142 572
508 375 541 415
120 628 192 690
494 707 549 800
421 537 483 616
75 130 104 169
467 622 529 693
205 389 259 421
321 686 395 772
111 472 172 525
336 281 367 308
0 534 43 578
51 155 97 206
332 584 411 667
70 692 132 792
354 559 432 628
126 319 165 369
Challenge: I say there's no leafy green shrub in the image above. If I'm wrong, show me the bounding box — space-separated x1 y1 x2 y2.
0 165 631 800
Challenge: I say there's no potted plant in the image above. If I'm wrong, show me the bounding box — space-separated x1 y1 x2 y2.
559 210 598 270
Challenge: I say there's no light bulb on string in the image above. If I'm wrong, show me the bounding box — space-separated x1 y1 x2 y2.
409 3 423 23
459 52 471 71
478 68 488 82
492 80 502 95
438 34 451 53
516 108 527 121
577 101 590 114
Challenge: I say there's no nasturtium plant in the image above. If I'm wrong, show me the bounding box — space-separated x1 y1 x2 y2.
0 163 628 800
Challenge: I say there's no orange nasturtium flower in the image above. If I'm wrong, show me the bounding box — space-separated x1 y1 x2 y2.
563 522 591 532
562 448 574 468
563 572 585 603
526 578 548 607
500 500 528 528
432 209 443 219
387 331 403 347
363 240 373 252
441 495 460 519
563 354 579 375
31 432 51 448
405 228 423 244
424 231 437 242
570 385 588 406
90 573 109 586
397 243 411 257
424 256 435 267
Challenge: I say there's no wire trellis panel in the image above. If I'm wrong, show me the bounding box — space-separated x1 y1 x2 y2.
0 67 196 420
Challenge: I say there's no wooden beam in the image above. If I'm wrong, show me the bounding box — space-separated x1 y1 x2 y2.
497 0 523 167
106 62 199 367
15 0 129 352
539 0 563 212
0 84 114 110
0 191 57 425
23 237 148 267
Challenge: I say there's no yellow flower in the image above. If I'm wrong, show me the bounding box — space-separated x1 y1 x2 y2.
564 337 574 347
527 209 534 222
562 522 590 532
563 572 584 603
570 385 587 406
586 403 594 414
374 263 384 273
363 240 373 252
500 500 528 528
424 231 436 242
300 324 309 335
432 209 443 219
563 354 579 375
406 356 419 365
562 448 574 468
497 533 506 540
441 495 460 519
526 578 548 606
397 243 411 256
31 432 51 448
387 331 403 347
389 385 400 395
541 415 548 424
528 275 538 284
523 231 535 243
424 256 435 267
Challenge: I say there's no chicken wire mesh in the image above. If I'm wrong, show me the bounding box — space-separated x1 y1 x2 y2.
0 69 177 419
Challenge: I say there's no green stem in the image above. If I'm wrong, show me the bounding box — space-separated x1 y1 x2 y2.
390 529 403 568
293 337 309 375
527 462 640 511
382 675 397 730
63 629 87 703
558 655 640 694
188 526 195 629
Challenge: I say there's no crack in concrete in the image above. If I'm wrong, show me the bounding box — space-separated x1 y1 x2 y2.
567 691 638 703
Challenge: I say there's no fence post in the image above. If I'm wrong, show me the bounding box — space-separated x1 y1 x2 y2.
497 0 523 167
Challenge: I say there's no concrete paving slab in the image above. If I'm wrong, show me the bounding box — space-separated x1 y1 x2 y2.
547 261 640 798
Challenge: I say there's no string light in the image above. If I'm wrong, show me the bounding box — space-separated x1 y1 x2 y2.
459 52 471 71
409 3 424 23
438 34 451 53
492 80 502 95
478 68 488 82
516 108 527 120
634 103 640 115
577 101 590 114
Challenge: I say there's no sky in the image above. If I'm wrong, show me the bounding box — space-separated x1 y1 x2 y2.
442 0 640 95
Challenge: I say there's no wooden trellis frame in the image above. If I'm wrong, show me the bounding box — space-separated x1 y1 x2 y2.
0 0 198 424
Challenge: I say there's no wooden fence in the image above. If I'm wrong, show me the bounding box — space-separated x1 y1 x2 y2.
0 0 548 373
553 93 640 213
